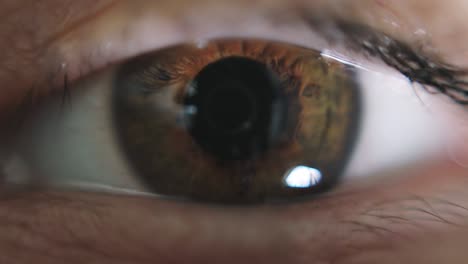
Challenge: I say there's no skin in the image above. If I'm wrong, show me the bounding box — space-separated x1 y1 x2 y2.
1 0 468 263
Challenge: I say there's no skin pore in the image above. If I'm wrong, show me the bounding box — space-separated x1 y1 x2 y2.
1 0 468 263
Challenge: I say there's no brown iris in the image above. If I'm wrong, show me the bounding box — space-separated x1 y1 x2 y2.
112 39 360 203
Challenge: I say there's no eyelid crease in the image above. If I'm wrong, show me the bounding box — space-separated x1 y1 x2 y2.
37 1 119 54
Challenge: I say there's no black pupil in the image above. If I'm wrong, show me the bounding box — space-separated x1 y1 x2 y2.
183 57 284 161
207 88 255 132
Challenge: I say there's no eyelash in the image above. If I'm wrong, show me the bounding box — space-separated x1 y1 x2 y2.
303 18 468 105
341 23 468 105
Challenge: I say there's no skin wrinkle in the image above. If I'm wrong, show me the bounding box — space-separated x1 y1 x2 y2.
39 1 120 52
1 0 468 263
0 0 117 54
345 196 468 239
0 191 404 263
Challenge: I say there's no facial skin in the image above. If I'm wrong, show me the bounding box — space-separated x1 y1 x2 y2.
1 0 468 263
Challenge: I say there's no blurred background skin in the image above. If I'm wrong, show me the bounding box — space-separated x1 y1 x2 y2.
1 0 468 263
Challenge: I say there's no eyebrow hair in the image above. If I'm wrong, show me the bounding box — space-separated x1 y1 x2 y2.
301 13 468 105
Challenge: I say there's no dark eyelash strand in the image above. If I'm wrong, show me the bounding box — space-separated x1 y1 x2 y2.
61 72 71 108
338 23 468 105
302 14 468 105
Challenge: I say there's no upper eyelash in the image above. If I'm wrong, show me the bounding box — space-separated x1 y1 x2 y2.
337 22 468 105
301 14 468 105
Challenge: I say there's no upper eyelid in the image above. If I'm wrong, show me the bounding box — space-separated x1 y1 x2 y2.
0 0 117 58
38 1 119 54
58 9 468 107
2 2 467 114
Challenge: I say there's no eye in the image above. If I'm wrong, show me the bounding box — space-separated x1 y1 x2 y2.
113 40 360 203
6 34 453 204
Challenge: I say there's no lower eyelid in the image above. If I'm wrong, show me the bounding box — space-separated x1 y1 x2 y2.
0 158 465 263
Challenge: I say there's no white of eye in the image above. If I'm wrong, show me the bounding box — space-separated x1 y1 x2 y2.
343 65 450 179
4 58 455 192
7 69 149 192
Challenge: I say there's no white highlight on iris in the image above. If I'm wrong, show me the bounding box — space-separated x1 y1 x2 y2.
284 166 322 188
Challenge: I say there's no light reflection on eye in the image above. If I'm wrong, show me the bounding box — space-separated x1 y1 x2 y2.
283 166 323 189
